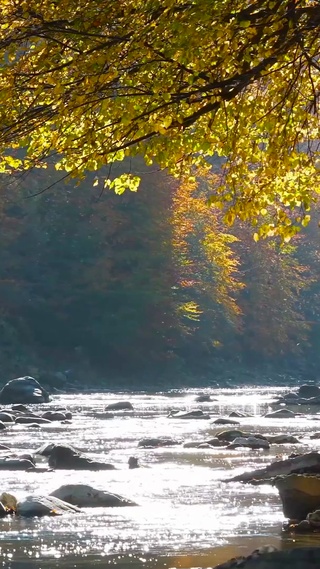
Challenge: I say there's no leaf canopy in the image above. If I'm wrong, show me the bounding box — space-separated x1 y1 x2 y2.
1 0 320 236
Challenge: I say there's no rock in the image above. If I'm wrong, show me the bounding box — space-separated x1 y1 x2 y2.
267 434 300 444
16 495 81 517
194 394 212 402
310 433 320 439
1 492 17 509
50 484 137 507
15 416 51 425
264 409 296 418
168 409 210 419
274 474 320 520
228 436 270 450
226 451 320 483
19 453 35 464
306 396 320 405
213 418 240 425
94 412 114 420
40 443 116 470
213 547 320 568
0 458 34 470
205 438 227 447
0 376 50 405
138 437 180 448
298 384 320 398
105 401 133 411
35 442 73 456
11 404 30 413
183 441 203 448
0 502 10 517
0 413 15 422
42 411 67 421
128 457 139 469
282 391 300 400
229 411 249 417
183 438 225 448
216 429 246 442
307 509 320 525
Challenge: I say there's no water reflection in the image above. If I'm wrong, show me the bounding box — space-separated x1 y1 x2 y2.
0 386 319 567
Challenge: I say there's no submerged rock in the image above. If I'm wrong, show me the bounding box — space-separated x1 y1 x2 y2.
266 434 300 444
183 438 225 448
50 484 137 507
0 376 50 405
213 418 240 425
226 451 320 483
213 546 320 568
194 394 213 402
274 474 320 520
138 437 180 448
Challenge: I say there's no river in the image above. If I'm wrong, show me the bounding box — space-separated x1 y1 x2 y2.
1 386 320 569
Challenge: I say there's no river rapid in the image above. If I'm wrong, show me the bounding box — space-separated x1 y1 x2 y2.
1 386 320 569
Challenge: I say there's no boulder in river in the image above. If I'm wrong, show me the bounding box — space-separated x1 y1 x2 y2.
229 411 250 418
298 384 320 398
228 436 270 450
11 404 30 413
0 458 35 470
0 376 50 404
16 495 81 517
15 416 51 425
213 546 320 569
266 434 300 444
264 409 296 419
39 443 116 470
138 437 180 448
128 457 139 469
105 401 133 411
310 432 320 439
0 413 14 422
213 418 240 425
226 451 320 483
168 409 210 419
273 474 320 520
216 429 247 442
194 394 213 403
50 484 138 507
42 411 67 421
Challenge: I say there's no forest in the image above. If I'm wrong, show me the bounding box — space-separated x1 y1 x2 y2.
0 158 319 390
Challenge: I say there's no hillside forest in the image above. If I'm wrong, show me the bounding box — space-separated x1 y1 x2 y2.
0 159 319 389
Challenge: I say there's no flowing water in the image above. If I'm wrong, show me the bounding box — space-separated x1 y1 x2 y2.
1 386 320 568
